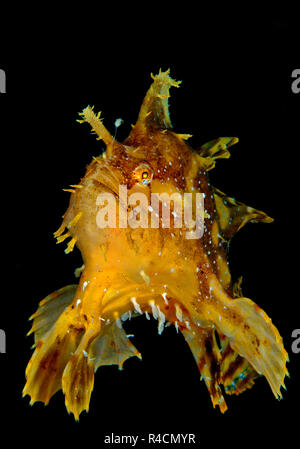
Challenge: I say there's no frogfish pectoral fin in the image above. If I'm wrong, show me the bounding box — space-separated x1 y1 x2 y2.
91 322 142 371
23 285 83 405
23 285 141 420
201 278 289 400
218 297 289 398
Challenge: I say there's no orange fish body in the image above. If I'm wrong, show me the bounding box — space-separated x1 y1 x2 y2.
23 70 288 420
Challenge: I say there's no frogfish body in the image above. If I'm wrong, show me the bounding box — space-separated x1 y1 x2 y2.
23 70 288 420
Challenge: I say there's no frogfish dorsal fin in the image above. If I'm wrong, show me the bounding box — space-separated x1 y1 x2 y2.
134 69 181 131
213 186 274 240
195 137 239 171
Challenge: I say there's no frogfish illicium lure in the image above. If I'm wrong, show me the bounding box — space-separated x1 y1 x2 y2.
23 70 288 420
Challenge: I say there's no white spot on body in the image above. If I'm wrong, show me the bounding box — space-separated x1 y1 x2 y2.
162 292 168 304
185 320 191 330
140 270 150 286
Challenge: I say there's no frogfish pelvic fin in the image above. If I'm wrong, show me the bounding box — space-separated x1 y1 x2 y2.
23 69 289 420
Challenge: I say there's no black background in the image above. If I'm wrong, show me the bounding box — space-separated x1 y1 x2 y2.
0 9 299 448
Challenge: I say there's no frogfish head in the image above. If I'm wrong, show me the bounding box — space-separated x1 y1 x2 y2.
60 70 209 321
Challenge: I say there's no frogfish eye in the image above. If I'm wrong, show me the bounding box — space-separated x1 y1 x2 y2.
133 163 153 185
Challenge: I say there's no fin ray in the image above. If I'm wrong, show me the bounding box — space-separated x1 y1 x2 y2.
213 186 273 240
91 322 141 371
29 285 77 344
206 288 289 399
23 304 84 405
135 69 181 130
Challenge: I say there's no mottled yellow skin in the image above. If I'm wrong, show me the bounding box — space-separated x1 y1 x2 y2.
23 70 288 420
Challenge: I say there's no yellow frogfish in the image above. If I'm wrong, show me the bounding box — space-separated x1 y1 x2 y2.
23 69 288 420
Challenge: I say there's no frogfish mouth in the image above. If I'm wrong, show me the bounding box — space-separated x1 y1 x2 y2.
23 70 288 420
